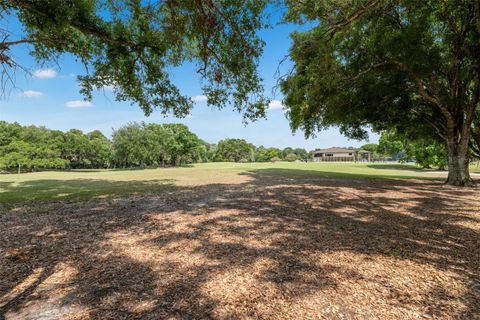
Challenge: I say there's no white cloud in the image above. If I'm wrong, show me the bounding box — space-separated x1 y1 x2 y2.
33 68 57 79
65 100 92 108
191 95 208 103
20 90 43 98
268 99 284 110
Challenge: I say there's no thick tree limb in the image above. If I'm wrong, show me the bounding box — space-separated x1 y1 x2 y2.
475 0 480 33
206 0 253 54
0 39 35 48
347 61 390 82
325 0 384 39
423 116 448 141
388 59 456 129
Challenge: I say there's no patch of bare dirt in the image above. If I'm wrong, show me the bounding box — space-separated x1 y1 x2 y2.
1 171 479 319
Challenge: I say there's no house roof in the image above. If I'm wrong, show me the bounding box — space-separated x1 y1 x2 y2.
312 147 355 154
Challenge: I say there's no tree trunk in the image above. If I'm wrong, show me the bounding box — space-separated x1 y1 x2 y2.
445 139 475 186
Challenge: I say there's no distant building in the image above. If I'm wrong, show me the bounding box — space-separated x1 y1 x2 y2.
312 147 371 162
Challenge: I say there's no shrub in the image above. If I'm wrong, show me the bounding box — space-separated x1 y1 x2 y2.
285 153 298 162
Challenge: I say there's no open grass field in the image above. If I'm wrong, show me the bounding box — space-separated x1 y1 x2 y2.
1 162 479 319
2 161 479 204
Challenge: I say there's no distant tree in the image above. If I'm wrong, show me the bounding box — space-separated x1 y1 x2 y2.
270 156 282 162
163 124 205 166
144 123 169 166
293 148 309 161
284 153 298 162
62 129 91 168
254 146 269 162
265 147 281 160
191 139 209 164
86 130 112 168
412 141 448 170
0 140 32 170
204 143 218 163
378 132 405 158
379 130 447 169
112 123 148 167
281 147 294 159
112 122 204 167
0 121 22 146
215 139 255 162
359 143 383 161
360 144 378 154
0 122 67 171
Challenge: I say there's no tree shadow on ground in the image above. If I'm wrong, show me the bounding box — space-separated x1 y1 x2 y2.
0 179 177 204
366 163 427 171
248 167 444 181
0 170 479 319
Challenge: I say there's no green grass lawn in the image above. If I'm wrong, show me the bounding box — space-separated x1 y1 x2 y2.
471 161 480 173
0 162 473 204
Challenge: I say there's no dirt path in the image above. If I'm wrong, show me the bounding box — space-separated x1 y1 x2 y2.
1 173 479 319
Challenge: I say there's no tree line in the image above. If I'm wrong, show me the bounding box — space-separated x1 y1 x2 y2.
0 121 111 171
0 121 310 172
2 119 458 172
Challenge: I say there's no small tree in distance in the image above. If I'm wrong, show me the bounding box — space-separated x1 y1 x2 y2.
285 153 298 162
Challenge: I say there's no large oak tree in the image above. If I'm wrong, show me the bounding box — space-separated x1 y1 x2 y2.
281 0 480 186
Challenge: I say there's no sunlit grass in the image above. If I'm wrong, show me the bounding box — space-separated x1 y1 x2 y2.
0 162 472 204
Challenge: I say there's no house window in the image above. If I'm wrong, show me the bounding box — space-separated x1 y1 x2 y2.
326 153 333 157
348 153 353 156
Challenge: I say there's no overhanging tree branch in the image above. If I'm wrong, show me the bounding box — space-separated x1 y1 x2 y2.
325 0 384 39
388 59 456 129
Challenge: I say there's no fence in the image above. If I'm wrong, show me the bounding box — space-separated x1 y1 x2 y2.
314 156 356 162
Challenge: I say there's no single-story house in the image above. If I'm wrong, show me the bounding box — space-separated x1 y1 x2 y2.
312 147 371 162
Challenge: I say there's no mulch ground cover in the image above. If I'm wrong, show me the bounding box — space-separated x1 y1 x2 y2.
1 174 479 319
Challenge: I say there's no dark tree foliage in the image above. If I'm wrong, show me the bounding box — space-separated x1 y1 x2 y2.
292 148 310 161
281 147 293 159
284 153 297 161
255 146 309 162
0 121 312 170
265 147 281 160
111 122 207 167
281 0 480 186
254 146 269 162
379 130 448 170
0 121 111 171
1 0 268 119
215 138 255 162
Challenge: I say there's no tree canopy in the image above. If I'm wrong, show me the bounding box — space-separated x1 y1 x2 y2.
0 121 110 170
281 0 480 185
1 0 268 119
378 130 448 170
215 138 255 162
112 122 207 167
0 121 311 171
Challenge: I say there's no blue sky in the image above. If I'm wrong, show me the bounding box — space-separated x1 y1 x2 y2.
0 11 378 150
